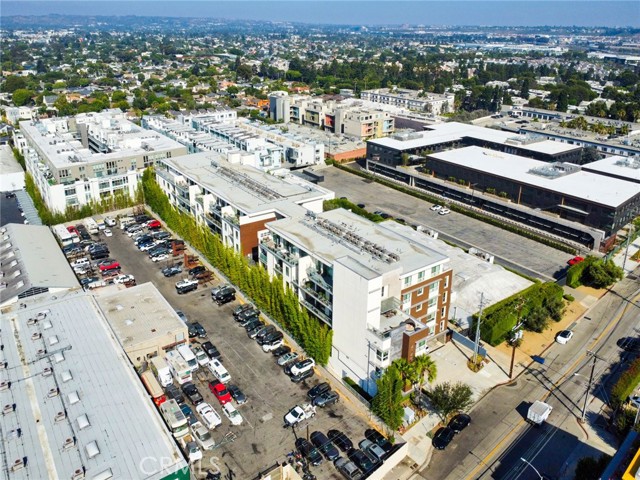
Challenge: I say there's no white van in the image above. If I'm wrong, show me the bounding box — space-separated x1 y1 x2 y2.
119 216 135 230
208 359 230 384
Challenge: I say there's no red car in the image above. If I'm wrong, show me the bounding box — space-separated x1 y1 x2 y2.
147 220 161 230
568 256 585 266
208 380 232 405
99 260 120 271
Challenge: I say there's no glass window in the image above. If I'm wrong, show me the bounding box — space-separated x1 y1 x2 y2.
376 349 389 362
442 292 447 303
441 307 447 318
418 271 425 281
404 276 412 287
431 265 440 276
64 187 76 196
417 287 424 296
415 303 422 312
402 293 411 303
429 281 439 292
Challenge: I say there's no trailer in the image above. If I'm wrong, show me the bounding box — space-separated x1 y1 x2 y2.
84 217 99 235
527 400 552 426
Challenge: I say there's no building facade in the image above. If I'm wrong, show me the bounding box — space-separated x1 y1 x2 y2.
361 88 456 115
259 208 452 394
18 110 187 212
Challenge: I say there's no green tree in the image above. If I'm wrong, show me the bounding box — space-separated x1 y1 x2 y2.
427 381 474 421
520 79 530 99
371 364 404 430
12 88 35 106
2 75 27 93
556 91 569 112
573 454 611 480
413 355 437 390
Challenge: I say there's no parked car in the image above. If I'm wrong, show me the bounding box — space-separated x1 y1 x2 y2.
295 438 323 466
568 256 585 266
312 390 339 407
278 352 299 366
176 279 198 294
307 382 331 400
113 274 135 285
188 322 207 339
227 384 247 405
262 338 284 352
215 289 236 306
271 345 291 357
334 457 363 480
310 431 340 461
222 403 243 426
193 346 210 367
201 341 221 361
239 314 261 328
358 439 386 463
617 337 640 353
328 430 354 453
556 330 574 344
162 264 183 277
196 403 222 430
98 260 120 271
254 325 276 342
208 380 232 405
448 413 471 433
189 265 206 277
147 220 162 230
432 426 455 450
244 319 264 333
103 229 112 237
430 204 442 211
191 422 216 451
348 449 376 474
364 429 393 453
289 358 316 376
233 303 254 318
181 382 204 406
438 208 451 215
290 368 315 383
104 216 116 227
165 384 185 405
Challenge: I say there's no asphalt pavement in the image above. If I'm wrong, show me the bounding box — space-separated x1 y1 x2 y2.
319 166 572 281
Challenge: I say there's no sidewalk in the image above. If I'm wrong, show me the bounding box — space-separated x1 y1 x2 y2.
611 234 640 276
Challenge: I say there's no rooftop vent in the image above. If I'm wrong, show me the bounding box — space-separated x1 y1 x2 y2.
37 348 47 356
54 411 66 423
0 381 11 391
85 441 100 459
42 367 53 377
3 404 15 415
10 458 25 472
61 371 72 383
0 362 7 370
76 414 90 430
36 310 49 321
67 391 80 405
53 352 64 363
30 332 41 341
71 469 85 480
26 318 38 326
63 437 76 450
47 387 59 398
48 335 59 346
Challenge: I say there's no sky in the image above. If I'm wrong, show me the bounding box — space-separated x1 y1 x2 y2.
2 1 639 27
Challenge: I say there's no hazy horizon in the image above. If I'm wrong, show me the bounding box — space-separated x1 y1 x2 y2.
2 1 639 28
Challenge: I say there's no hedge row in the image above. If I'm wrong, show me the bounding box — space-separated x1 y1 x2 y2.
612 358 640 407
331 162 577 254
141 169 333 365
566 257 594 288
472 282 565 346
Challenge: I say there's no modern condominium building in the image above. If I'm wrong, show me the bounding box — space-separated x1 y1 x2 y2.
361 88 456 115
259 208 452 394
18 110 187 213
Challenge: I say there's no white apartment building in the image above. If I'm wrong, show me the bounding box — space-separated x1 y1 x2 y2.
18 110 187 213
260 209 452 394
155 152 334 259
361 88 455 115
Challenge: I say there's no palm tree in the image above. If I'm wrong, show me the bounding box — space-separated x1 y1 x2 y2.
391 358 414 391
413 354 437 391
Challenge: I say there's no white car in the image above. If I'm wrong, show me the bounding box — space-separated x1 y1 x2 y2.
556 330 574 344
103 229 113 237
196 403 222 430
222 403 243 426
152 253 169 262
262 339 284 352
290 358 316 376
104 216 116 227
438 208 451 215
278 352 299 366
193 347 210 367
113 274 135 284
191 421 215 450
184 440 202 463
430 204 442 211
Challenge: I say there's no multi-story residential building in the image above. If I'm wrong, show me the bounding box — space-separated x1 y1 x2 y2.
155 152 334 259
259 208 452 394
18 110 187 212
336 108 395 140
361 87 456 115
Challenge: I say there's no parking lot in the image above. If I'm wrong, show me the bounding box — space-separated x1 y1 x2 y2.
84 216 376 479
321 166 573 281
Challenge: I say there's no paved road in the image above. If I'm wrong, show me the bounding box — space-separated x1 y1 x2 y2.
415 269 640 480
320 166 572 281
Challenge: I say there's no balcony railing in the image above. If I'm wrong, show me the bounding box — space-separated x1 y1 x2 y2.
261 240 299 265
307 268 332 292
300 283 332 308
300 298 332 326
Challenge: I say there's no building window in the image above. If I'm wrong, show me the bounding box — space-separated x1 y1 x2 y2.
415 303 423 312
402 293 411 303
442 292 447 303
98 181 110 190
417 287 424 296
418 271 425 281
441 307 447 318
444 276 449 289
376 349 389 362
64 187 76 196
429 281 439 293
59 169 70 178
428 298 436 307
404 276 412 287
431 265 440 276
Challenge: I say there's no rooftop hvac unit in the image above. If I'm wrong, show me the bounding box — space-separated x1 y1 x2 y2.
0 381 11 391
42 367 53 377
63 437 76 450
54 411 66 423
31 332 42 341
71 468 85 480
10 458 24 472
3 404 15 415
47 387 59 398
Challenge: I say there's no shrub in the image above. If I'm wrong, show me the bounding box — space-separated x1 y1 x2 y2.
563 294 575 302
426 381 474 421
567 256 623 289
611 358 640 407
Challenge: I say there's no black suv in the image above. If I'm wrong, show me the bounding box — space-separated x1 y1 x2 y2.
181 382 203 405
237 307 260 323
214 286 236 306
201 341 221 361
165 384 184 405
188 322 207 339
233 303 254 318
189 265 206 277
307 382 331 400
295 438 323 466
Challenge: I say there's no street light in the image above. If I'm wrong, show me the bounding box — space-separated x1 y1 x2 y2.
520 457 543 480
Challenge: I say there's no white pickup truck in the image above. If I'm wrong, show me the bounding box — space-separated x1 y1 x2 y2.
284 403 316 427
527 400 552 426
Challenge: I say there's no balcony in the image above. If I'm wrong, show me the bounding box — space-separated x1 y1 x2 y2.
300 298 332 326
205 213 221 230
261 239 299 265
300 282 332 308
307 268 332 293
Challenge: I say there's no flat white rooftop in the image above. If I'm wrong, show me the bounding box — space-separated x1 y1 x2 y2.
369 121 580 156
1 289 187 480
0 144 23 175
429 146 640 208
267 208 449 277
20 110 185 169
582 155 640 183
161 152 333 215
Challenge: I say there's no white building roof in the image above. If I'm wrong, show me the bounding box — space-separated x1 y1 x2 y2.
267 208 449 277
0 224 79 305
161 152 333 215
20 110 185 169
429 146 640 208
93 282 187 352
0 144 24 175
369 121 580 156
1 289 187 480
582 155 640 183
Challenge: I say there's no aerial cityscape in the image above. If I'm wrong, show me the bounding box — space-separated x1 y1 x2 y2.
1 1 640 480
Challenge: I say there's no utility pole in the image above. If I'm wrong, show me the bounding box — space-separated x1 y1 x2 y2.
509 299 526 379
581 351 600 423
473 293 487 364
